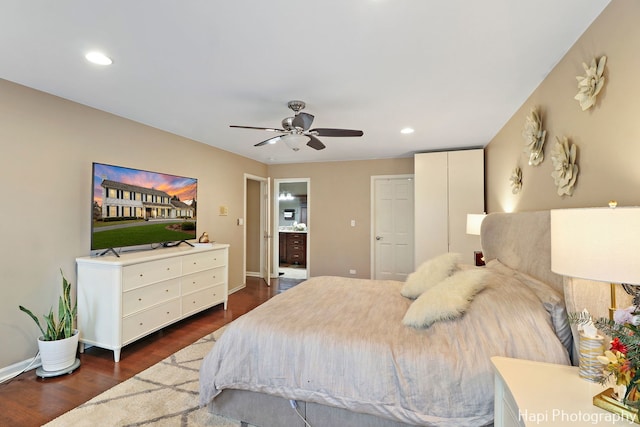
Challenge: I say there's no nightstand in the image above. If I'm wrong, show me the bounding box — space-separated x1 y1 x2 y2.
491 356 632 426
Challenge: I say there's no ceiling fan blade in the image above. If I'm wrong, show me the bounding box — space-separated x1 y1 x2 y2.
292 112 314 130
306 135 326 150
310 128 364 137
230 125 285 132
254 135 283 147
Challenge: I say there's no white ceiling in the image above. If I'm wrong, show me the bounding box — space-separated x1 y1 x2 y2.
1 1 610 165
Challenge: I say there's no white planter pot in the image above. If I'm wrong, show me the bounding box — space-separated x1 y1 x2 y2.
38 329 79 372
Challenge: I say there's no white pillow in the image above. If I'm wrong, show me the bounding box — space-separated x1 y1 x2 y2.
402 269 489 328
401 253 461 299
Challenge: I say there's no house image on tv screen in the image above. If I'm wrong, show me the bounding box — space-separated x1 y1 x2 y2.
100 179 195 220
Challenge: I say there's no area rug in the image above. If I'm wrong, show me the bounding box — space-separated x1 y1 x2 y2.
44 326 245 427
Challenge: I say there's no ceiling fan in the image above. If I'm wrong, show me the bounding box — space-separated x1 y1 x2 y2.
230 100 363 151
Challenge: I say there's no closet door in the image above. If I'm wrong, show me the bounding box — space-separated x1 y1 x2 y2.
414 149 484 268
414 152 448 267
448 149 484 264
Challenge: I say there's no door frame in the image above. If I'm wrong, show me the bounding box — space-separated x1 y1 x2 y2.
273 178 310 278
370 174 415 279
243 173 270 286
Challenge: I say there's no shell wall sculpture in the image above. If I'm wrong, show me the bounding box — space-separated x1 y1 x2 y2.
521 108 546 166
551 136 579 196
510 167 522 194
574 56 606 111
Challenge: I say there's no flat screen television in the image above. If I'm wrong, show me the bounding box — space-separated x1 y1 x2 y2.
91 162 197 255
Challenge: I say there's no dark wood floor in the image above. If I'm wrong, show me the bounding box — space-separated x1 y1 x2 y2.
0 276 299 427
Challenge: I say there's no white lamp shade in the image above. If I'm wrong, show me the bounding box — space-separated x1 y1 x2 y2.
550 207 640 285
466 213 486 235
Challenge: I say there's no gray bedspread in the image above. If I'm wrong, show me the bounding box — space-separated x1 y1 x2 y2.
200 269 570 426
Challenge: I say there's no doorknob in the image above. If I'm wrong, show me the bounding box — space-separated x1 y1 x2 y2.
376 236 383 240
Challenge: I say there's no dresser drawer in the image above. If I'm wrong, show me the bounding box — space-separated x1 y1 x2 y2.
181 283 225 316
122 278 180 316
122 258 181 291
287 251 305 262
122 298 181 344
182 250 225 275
182 266 225 294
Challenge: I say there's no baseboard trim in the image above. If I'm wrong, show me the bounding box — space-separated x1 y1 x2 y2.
0 353 41 383
245 271 261 278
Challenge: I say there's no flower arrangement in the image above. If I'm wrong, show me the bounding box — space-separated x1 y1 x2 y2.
573 306 640 405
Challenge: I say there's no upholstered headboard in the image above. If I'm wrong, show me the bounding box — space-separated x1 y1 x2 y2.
480 210 564 294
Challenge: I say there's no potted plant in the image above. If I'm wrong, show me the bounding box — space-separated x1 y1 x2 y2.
19 270 79 372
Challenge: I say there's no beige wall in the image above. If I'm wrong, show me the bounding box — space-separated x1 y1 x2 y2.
268 158 414 278
486 0 640 213
0 79 266 369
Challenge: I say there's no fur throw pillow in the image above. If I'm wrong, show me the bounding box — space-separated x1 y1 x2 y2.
402 269 489 328
401 252 461 299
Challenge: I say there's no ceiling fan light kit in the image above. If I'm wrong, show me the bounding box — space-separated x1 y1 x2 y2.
230 100 363 151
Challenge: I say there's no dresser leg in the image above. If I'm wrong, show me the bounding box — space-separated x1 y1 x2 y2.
113 349 121 363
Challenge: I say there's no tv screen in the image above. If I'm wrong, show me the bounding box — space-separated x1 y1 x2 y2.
91 162 197 252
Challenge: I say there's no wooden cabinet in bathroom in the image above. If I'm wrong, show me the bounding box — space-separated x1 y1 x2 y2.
279 232 307 266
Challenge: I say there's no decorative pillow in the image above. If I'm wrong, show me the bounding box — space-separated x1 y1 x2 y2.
401 252 461 299
486 259 573 358
402 269 489 328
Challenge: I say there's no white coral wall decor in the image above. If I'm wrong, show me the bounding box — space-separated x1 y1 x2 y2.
522 108 546 166
551 136 579 196
574 56 606 111
510 167 522 194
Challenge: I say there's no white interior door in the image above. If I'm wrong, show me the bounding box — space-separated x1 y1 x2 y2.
262 177 271 285
372 175 414 280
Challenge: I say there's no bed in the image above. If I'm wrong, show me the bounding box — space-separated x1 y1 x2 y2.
199 211 574 426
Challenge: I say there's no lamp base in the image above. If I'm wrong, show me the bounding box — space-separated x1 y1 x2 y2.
593 388 640 424
474 251 485 267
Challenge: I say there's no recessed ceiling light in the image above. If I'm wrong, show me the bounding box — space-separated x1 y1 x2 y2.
85 51 113 65
400 127 415 134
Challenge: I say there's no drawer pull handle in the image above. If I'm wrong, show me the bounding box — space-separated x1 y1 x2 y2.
166 311 170 314
139 322 143 326
193 262 197 265
166 267 170 271
138 298 142 301
139 274 144 277
165 289 169 292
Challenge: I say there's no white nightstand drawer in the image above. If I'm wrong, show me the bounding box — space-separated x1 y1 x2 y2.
122 258 181 291
122 298 181 343
181 284 225 316
181 267 225 294
122 278 180 316
182 250 225 275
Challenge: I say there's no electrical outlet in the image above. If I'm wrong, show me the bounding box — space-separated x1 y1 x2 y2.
350 219 356 227
349 269 356 275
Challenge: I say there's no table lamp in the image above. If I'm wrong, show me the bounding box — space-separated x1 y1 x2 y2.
550 205 640 320
550 205 640 416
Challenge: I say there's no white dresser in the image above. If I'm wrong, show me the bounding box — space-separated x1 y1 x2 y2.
76 244 229 362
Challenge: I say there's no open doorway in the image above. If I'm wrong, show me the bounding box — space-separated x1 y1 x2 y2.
274 179 309 280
